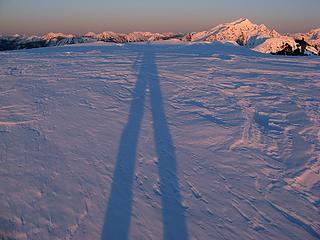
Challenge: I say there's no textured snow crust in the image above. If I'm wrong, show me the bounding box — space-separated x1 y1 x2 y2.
0 42 319 240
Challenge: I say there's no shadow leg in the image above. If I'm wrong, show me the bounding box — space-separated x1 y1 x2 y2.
148 51 189 240
101 54 148 240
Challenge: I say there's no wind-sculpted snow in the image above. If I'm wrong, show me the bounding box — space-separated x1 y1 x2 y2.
0 42 319 240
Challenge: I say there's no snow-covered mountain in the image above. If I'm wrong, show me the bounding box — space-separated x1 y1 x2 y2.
88 31 128 43
184 18 320 55
185 18 280 46
0 34 45 51
0 31 183 50
0 32 94 51
41 32 94 46
88 31 180 42
184 18 307 54
0 18 319 55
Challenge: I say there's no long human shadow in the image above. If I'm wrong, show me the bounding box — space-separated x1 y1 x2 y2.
101 49 188 240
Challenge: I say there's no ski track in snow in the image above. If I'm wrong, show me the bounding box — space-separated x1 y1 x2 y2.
0 42 319 240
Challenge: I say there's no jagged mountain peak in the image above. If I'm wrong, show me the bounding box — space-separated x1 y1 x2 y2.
84 32 97 37
227 18 254 27
42 32 75 40
188 18 280 44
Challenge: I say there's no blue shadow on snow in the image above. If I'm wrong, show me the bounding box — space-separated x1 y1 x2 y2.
101 49 188 240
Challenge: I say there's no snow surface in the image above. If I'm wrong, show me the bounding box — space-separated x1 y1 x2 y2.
0 42 320 240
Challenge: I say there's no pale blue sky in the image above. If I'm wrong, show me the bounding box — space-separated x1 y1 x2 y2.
0 0 319 35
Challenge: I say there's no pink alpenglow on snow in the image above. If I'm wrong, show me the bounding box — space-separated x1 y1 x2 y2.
0 41 320 239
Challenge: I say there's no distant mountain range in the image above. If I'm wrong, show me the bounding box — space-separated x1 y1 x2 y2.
1 18 319 55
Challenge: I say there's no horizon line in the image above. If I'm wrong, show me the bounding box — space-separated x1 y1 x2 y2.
1 18 319 37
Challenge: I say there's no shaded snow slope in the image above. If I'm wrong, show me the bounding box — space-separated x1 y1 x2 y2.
253 37 298 53
0 42 319 240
